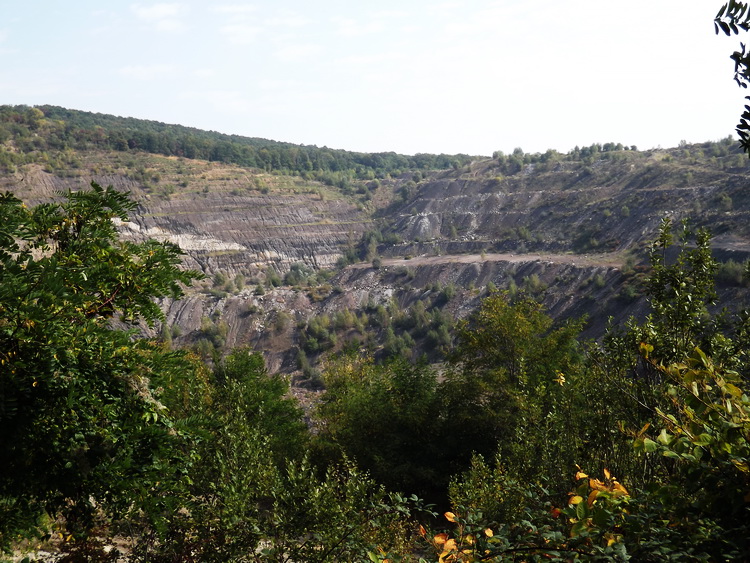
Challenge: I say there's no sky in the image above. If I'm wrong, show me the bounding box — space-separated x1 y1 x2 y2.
0 1 746 156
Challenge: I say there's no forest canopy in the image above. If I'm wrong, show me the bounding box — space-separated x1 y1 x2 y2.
0 105 474 179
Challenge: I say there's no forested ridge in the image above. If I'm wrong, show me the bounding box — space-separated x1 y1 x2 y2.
0 105 474 181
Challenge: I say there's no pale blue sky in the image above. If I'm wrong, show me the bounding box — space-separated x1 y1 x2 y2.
0 1 744 155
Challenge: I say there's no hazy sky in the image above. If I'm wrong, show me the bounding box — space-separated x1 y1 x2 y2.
0 1 745 156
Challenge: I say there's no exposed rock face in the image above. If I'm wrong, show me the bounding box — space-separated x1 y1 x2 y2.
337 254 641 336
4 150 750 375
127 191 370 277
163 253 640 373
385 158 750 260
2 162 372 279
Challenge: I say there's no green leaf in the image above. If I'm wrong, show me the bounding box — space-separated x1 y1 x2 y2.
592 506 611 528
642 438 660 453
575 500 588 520
657 429 672 446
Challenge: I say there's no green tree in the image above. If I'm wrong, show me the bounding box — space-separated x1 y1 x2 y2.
449 291 582 386
314 356 444 500
0 183 201 549
141 349 418 562
443 291 585 486
212 348 308 465
628 348 750 559
619 218 720 365
716 1 750 154
312 294 587 508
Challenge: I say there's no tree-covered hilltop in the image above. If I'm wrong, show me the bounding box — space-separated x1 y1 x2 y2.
0 105 475 179
4 105 744 182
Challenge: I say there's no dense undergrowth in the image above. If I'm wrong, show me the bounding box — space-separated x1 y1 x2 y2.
2 186 750 561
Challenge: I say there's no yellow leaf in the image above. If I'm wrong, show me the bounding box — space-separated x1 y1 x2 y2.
433 533 448 546
589 479 607 492
444 511 457 522
444 539 457 551
726 383 742 397
587 490 599 507
636 422 651 438
569 495 583 505
613 482 630 496
575 470 588 480
603 468 612 480
484 528 494 537
554 371 566 386
419 524 427 537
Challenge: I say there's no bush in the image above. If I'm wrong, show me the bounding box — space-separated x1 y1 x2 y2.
716 258 747 286
0 185 202 549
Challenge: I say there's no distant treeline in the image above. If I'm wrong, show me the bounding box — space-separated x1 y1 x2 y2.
0 105 475 178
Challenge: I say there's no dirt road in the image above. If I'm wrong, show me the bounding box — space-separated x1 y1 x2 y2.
349 252 624 269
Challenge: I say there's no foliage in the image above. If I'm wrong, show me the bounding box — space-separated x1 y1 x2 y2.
300 313 336 354
642 218 718 361
283 261 315 286
716 258 749 286
0 105 474 181
257 461 420 563
632 347 750 559
0 183 201 550
716 1 750 154
0 183 423 560
446 456 529 530
212 348 308 464
314 356 445 500
449 290 582 385
417 470 631 562
133 344 421 562
409 224 750 561
313 294 587 506
139 442 420 562
442 291 585 481
416 343 750 560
